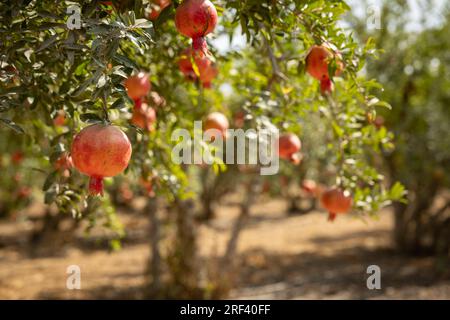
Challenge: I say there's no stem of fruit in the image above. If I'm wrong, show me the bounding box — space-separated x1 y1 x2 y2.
192 37 208 56
134 98 142 110
89 176 104 196
328 212 337 222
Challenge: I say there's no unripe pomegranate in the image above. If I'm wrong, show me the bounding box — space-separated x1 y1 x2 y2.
71 124 132 196
278 133 302 163
320 78 334 94
306 44 343 81
131 102 157 132
204 112 229 140
124 72 151 101
175 0 218 53
148 0 171 21
320 187 352 221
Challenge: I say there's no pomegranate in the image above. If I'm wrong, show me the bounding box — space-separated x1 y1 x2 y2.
178 49 218 88
55 152 73 178
320 78 334 94
374 116 385 129
175 0 218 54
178 49 197 80
71 124 132 196
17 186 32 199
148 0 171 20
301 179 317 195
204 112 229 140
131 102 157 131
196 56 218 88
53 110 66 127
12 151 24 165
124 72 151 101
278 133 302 163
320 187 352 221
306 44 343 81
234 111 246 128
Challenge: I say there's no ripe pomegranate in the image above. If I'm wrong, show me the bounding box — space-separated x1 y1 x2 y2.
374 116 385 129
71 124 132 196
140 177 156 197
301 179 317 195
234 111 246 128
12 151 24 165
204 112 229 140
320 78 334 94
278 133 302 163
131 102 157 131
178 49 218 88
17 186 32 199
306 44 343 81
55 152 73 177
148 0 171 20
196 56 218 88
124 72 151 101
175 0 218 54
178 49 197 80
320 187 352 221
53 110 66 127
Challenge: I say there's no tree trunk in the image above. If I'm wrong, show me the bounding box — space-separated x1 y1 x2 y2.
144 197 162 298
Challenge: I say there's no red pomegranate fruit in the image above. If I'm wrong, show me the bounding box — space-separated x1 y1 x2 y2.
148 0 171 21
320 78 334 94
124 72 151 101
204 112 229 140
11 151 24 165
53 110 67 127
306 44 343 81
301 179 317 195
55 152 73 177
71 124 132 196
178 49 218 88
320 187 352 221
278 133 302 163
131 102 157 132
175 0 218 54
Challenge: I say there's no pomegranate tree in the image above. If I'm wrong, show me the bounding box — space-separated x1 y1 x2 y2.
278 133 302 164
320 187 352 221
175 0 218 54
71 124 132 196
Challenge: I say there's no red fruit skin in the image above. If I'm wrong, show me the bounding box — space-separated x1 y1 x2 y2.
12 151 24 165
320 78 334 94
54 110 67 127
204 112 229 139
71 124 132 195
302 179 317 194
320 188 352 221
148 0 171 20
278 133 302 161
124 72 151 101
178 49 218 87
306 45 343 81
175 0 218 39
178 49 197 80
131 102 157 131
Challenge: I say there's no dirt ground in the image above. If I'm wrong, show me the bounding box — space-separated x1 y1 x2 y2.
0 196 449 300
